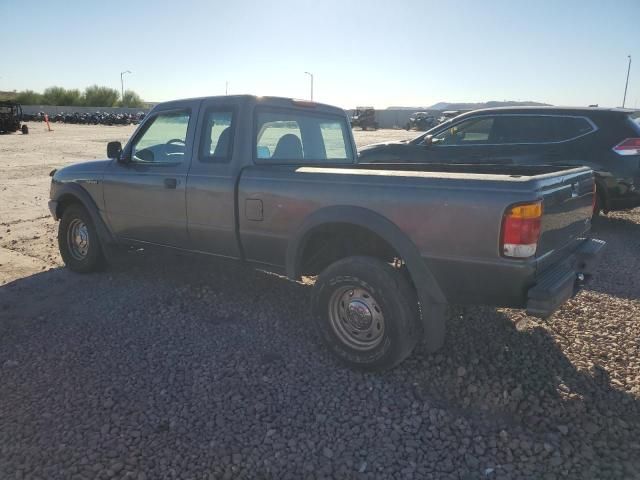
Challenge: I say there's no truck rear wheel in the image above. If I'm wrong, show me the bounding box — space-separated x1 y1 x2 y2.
311 256 419 371
58 204 105 273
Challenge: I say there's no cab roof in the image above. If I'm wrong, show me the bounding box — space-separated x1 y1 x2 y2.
154 95 346 116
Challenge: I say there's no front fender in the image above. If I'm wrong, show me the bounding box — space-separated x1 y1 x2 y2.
50 182 115 245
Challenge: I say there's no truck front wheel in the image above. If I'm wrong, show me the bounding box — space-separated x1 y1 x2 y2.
311 256 419 371
58 204 105 273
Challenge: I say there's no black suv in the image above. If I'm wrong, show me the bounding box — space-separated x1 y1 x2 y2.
359 107 640 214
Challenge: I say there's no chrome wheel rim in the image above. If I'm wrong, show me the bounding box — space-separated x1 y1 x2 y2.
67 218 89 260
328 286 385 351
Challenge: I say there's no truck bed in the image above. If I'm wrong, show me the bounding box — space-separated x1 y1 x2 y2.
354 162 583 177
238 163 593 306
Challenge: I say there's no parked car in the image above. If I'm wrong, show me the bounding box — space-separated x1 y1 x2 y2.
350 107 378 130
0 101 28 134
48 96 604 370
405 112 437 131
359 107 640 216
437 110 462 124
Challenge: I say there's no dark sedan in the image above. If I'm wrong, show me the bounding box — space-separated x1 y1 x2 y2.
359 107 640 215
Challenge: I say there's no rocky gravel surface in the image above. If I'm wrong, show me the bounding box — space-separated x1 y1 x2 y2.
1 125 639 479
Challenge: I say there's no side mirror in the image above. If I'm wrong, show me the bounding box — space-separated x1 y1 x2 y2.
107 141 123 160
421 135 441 146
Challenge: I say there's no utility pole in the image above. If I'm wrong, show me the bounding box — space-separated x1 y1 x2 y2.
304 71 314 101
225 81 229 95
622 55 631 108
120 70 131 105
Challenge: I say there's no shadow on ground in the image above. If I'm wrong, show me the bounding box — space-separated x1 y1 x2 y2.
1 246 639 478
588 214 640 300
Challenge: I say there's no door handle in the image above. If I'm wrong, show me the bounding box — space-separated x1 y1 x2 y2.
164 178 178 189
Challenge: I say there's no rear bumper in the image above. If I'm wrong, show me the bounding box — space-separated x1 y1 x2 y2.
526 238 605 318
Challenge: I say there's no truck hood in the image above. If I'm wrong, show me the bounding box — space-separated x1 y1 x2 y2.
53 159 111 183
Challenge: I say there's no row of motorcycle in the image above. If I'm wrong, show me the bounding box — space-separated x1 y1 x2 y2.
23 111 146 126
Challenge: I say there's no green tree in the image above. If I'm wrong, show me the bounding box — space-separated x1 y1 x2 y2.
120 89 144 108
15 90 43 105
42 86 82 106
82 85 120 107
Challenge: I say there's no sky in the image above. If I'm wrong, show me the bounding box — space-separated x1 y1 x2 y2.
1 0 638 109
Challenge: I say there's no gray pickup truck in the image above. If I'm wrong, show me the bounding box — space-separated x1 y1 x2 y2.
48 95 604 370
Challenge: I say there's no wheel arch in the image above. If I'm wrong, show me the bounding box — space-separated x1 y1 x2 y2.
286 205 447 305
287 206 447 349
52 183 115 245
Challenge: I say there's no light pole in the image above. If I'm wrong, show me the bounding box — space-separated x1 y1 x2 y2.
622 55 631 108
120 70 131 105
304 71 314 101
225 81 229 95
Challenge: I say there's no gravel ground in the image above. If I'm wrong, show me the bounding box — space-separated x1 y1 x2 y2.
1 124 639 479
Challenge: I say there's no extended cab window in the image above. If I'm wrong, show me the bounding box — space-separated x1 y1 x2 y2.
255 110 353 163
200 110 234 162
132 111 190 163
433 117 494 145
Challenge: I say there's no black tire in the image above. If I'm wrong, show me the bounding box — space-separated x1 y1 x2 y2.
21 124 28 134
58 204 105 273
311 256 420 371
592 185 605 219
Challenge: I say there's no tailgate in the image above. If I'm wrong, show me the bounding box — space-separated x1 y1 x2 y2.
536 168 594 263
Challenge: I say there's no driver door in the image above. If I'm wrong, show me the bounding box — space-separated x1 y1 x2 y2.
103 103 198 247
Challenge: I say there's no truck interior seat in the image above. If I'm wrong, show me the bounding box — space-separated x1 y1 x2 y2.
273 134 303 159
213 127 231 157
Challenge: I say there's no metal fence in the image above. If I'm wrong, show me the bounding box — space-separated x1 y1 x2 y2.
21 105 150 115
22 105 440 129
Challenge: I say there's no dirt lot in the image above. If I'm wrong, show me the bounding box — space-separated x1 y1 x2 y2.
1 123 639 479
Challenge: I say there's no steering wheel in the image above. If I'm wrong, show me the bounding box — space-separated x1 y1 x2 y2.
166 138 185 145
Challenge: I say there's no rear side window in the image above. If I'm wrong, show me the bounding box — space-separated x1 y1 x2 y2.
200 109 234 162
552 116 594 141
491 116 555 144
255 109 353 163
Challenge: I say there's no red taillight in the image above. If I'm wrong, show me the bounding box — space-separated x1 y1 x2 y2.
612 138 640 156
501 201 543 258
